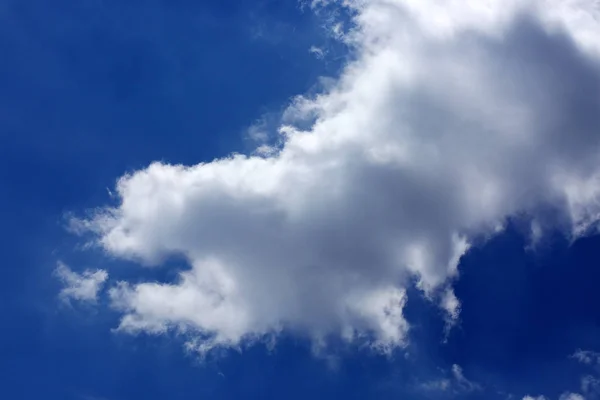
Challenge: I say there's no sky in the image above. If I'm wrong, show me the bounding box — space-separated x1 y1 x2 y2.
3 0 600 399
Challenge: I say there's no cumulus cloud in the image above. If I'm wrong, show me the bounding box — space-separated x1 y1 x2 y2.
54 262 108 304
73 0 600 354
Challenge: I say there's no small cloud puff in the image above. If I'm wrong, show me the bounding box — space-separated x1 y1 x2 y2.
309 45 326 59
419 364 481 394
573 350 600 365
559 394 585 400
54 262 108 304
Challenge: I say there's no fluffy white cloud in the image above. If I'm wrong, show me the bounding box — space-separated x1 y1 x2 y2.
75 0 600 354
54 262 108 304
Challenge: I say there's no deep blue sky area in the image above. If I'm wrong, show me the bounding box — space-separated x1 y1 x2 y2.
2 1 600 400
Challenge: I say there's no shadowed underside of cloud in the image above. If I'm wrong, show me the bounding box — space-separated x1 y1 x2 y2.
73 0 600 354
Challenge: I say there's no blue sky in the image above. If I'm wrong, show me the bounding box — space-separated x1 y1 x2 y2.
3 1 600 399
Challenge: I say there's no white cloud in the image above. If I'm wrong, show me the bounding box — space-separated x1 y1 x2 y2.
581 375 600 395
74 0 600 354
420 364 481 394
559 393 585 400
573 350 600 365
441 288 461 332
522 349 600 400
451 364 482 392
54 262 108 304
420 378 451 392
574 350 600 398
309 45 327 59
